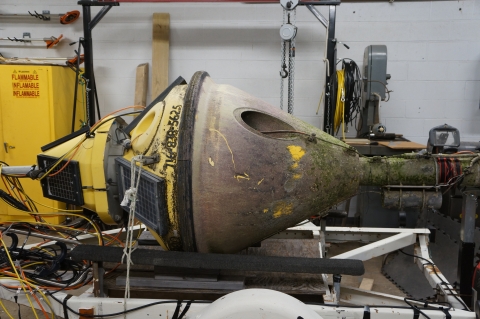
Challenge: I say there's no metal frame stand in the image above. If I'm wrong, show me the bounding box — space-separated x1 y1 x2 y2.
323 5 337 135
1 224 474 318
458 190 478 308
77 1 119 126
280 0 339 123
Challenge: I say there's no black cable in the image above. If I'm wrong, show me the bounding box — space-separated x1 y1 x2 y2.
399 249 469 310
403 298 431 319
332 58 363 135
177 301 192 319
49 294 211 318
172 300 182 319
0 190 29 211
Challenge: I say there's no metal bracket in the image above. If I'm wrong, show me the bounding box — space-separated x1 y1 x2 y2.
139 154 160 166
42 10 51 20
22 32 31 43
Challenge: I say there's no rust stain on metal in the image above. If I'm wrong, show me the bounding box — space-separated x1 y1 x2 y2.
425 264 441 274
79 308 94 319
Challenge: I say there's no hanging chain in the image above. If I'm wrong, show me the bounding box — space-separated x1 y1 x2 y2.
288 9 296 114
84 77 91 126
279 9 287 111
279 8 296 114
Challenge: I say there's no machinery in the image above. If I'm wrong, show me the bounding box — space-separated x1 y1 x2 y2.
357 45 391 138
7 71 479 253
1 72 479 318
1 0 478 317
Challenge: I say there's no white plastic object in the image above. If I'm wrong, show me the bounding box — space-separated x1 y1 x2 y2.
195 289 324 319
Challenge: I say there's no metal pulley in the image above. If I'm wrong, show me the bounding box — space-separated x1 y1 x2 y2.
279 24 297 41
280 0 299 10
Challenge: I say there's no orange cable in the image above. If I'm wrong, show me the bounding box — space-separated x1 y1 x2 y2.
20 268 50 319
47 144 82 178
90 106 145 131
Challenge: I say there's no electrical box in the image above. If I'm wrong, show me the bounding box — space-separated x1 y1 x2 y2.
0 64 85 223
363 45 389 101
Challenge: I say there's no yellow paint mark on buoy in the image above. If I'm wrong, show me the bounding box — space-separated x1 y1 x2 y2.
208 157 215 167
209 128 236 170
235 172 250 181
273 201 293 218
257 178 264 185
287 145 305 169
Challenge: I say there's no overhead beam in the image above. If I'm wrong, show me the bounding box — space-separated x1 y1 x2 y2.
115 0 450 3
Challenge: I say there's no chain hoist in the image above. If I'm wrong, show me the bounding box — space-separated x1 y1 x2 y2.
279 0 298 114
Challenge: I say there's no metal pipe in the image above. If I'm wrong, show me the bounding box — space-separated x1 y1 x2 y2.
306 5 328 28
0 227 82 245
81 4 95 126
359 154 480 187
323 5 336 135
1 166 35 176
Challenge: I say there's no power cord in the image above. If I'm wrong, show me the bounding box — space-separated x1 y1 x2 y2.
399 249 469 310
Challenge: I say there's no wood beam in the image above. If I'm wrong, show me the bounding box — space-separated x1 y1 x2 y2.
134 63 149 110
152 13 170 99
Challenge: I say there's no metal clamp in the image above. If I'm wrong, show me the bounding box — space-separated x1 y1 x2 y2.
138 154 160 166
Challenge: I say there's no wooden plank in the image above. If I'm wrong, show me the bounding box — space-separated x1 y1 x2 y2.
359 278 374 291
134 63 149 110
344 138 371 145
152 13 170 99
377 141 425 150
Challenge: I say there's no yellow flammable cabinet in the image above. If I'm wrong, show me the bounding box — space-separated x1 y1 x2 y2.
0 64 85 223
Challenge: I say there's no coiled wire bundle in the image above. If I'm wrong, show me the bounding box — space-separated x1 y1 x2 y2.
333 59 362 138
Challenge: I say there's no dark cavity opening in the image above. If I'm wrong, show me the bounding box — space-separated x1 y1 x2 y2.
241 111 296 139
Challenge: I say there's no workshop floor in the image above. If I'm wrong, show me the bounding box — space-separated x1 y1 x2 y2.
327 241 406 297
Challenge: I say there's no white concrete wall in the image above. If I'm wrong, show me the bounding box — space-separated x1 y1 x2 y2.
1 0 479 144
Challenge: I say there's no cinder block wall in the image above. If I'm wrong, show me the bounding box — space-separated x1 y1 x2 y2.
1 0 479 144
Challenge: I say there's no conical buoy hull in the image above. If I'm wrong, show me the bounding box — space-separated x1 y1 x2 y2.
175 72 362 253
